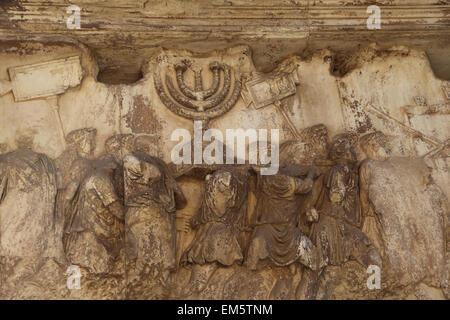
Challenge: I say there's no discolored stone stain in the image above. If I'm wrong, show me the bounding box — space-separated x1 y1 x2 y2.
0 0 23 11
0 0 24 30
125 94 163 134
342 96 373 134
0 41 76 56
331 47 412 77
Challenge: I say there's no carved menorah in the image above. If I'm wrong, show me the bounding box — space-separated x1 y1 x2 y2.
154 60 241 125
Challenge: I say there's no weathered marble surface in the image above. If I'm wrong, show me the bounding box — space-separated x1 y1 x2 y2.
0 41 448 300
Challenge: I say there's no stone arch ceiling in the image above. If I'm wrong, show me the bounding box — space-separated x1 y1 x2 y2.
0 0 449 84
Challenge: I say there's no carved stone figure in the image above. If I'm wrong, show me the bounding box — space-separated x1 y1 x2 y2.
123 151 186 298
279 124 330 166
358 131 391 254
181 169 248 293
63 163 124 274
278 124 331 237
104 134 136 165
0 144 61 260
102 134 137 200
359 131 448 292
63 134 127 274
245 166 323 271
56 128 98 261
0 136 67 298
56 128 97 189
244 125 332 275
296 134 381 300
319 134 361 227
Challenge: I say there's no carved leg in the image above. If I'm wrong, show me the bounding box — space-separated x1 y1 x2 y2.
159 269 173 292
353 244 382 270
296 234 327 271
244 236 268 271
187 263 218 294
346 224 383 269
295 268 320 300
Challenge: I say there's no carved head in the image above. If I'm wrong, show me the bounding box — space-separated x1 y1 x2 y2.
359 131 390 161
105 134 135 164
328 133 357 162
134 135 160 158
279 124 329 165
123 154 161 185
66 128 97 158
15 131 36 150
279 141 308 165
301 124 329 159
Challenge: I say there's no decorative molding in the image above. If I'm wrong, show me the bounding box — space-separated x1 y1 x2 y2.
2 3 449 36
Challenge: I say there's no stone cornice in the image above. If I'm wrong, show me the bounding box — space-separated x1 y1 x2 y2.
1 1 449 37
1 0 449 82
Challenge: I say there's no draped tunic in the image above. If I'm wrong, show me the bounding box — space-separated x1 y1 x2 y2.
249 173 315 267
182 170 248 266
0 149 61 260
124 152 185 275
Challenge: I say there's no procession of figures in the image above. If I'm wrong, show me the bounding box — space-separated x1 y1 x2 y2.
0 49 448 299
0 123 448 299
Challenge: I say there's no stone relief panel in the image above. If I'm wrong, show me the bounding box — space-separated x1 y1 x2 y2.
0 43 448 300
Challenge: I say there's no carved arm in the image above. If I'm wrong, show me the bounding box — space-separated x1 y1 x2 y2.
0 175 7 204
359 160 374 219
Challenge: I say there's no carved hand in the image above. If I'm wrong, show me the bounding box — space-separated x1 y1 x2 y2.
307 167 322 180
176 216 191 233
306 207 319 223
190 216 201 229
